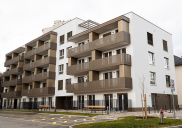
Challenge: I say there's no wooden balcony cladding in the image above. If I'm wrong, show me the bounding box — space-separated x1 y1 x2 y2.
25 42 57 59
67 31 130 58
21 87 55 96
23 57 56 71
2 79 22 87
66 77 132 93
3 67 23 77
4 55 24 67
67 53 131 75
1 91 21 98
22 71 55 84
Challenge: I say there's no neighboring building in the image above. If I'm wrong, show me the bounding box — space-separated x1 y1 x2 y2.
174 55 182 105
1 12 178 111
0 73 3 108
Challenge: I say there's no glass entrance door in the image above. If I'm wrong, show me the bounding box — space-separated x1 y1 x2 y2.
105 94 113 111
118 94 128 111
78 95 84 110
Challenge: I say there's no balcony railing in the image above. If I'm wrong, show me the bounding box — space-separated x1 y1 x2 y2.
2 79 22 87
3 67 23 77
1 91 21 98
21 87 55 96
23 56 56 71
22 71 55 84
66 77 132 93
4 55 24 67
67 53 131 75
25 42 57 59
67 31 130 58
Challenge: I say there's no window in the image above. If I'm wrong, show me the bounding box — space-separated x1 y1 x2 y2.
78 76 84 83
60 35 64 45
30 59 34 63
58 80 63 90
78 42 84 46
59 49 64 59
67 46 72 56
59 64 64 74
67 31 72 40
31 71 34 76
166 75 170 87
164 57 169 69
150 72 156 85
148 52 154 65
78 59 84 64
88 57 92 61
5 89 8 92
163 40 168 52
43 68 47 72
66 78 71 84
29 85 32 89
66 63 68 67
104 52 112 58
116 48 126 54
44 41 49 45
104 72 112 79
147 32 153 45
115 29 118 33
43 55 48 58
117 71 120 78
103 32 111 37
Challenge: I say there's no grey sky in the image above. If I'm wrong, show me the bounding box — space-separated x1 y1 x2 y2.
0 0 182 72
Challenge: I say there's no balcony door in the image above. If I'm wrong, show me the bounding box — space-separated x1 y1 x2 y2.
78 95 84 110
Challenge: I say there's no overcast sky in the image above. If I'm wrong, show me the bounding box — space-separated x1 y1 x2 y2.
0 0 182 72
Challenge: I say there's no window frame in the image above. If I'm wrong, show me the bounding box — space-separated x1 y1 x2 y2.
164 57 169 69
60 34 65 45
58 80 63 90
150 72 156 85
163 40 168 52
147 32 153 46
148 51 155 65
67 31 72 40
59 49 64 59
166 75 170 87
59 64 64 74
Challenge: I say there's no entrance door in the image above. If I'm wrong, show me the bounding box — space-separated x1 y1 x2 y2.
118 95 122 111
78 95 84 110
33 98 37 109
105 95 113 111
14 99 17 109
118 94 128 111
49 97 52 108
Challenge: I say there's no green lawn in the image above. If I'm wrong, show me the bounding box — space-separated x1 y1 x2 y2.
0 109 102 117
73 116 182 128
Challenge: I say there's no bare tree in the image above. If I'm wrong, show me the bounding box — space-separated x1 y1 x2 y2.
138 75 148 100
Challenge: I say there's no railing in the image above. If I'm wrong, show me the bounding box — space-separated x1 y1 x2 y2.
4 55 24 67
67 31 130 58
66 77 132 93
22 71 55 83
25 42 57 59
1 91 21 98
3 67 23 77
21 87 55 96
23 56 56 71
2 79 22 87
67 53 131 75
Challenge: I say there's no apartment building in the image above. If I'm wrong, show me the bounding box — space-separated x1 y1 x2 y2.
174 56 182 105
2 12 178 111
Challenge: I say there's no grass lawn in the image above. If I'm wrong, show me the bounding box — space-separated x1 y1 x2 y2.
0 109 102 117
73 116 182 128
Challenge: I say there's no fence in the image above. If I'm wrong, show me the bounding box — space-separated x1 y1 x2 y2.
151 104 182 113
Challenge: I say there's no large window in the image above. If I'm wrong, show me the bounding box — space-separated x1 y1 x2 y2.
104 72 112 79
78 76 84 83
117 71 120 78
116 48 126 54
78 42 84 46
67 31 72 40
163 40 168 52
66 78 71 84
43 83 46 88
58 80 63 90
78 59 84 64
60 35 64 45
104 51 112 58
150 72 156 85
59 64 64 74
59 49 64 59
164 57 169 69
147 32 153 45
166 75 170 87
148 52 155 65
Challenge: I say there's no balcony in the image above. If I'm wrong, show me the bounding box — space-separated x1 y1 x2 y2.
22 71 55 84
67 31 130 58
21 87 55 96
2 79 22 87
3 67 23 77
66 77 132 93
67 53 131 76
23 56 56 71
4 55 24 67
25 42 57 59
1 91 21 98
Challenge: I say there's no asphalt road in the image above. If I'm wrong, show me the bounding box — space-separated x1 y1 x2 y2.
0 113 111 128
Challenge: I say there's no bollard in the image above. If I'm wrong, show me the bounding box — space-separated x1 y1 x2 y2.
148 106 150 114
55 106 56 112
107 106 109 114
160 109 164 123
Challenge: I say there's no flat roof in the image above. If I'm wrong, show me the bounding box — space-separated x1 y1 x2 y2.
6 46 25 57
68 15 130 43
25 31 57 47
